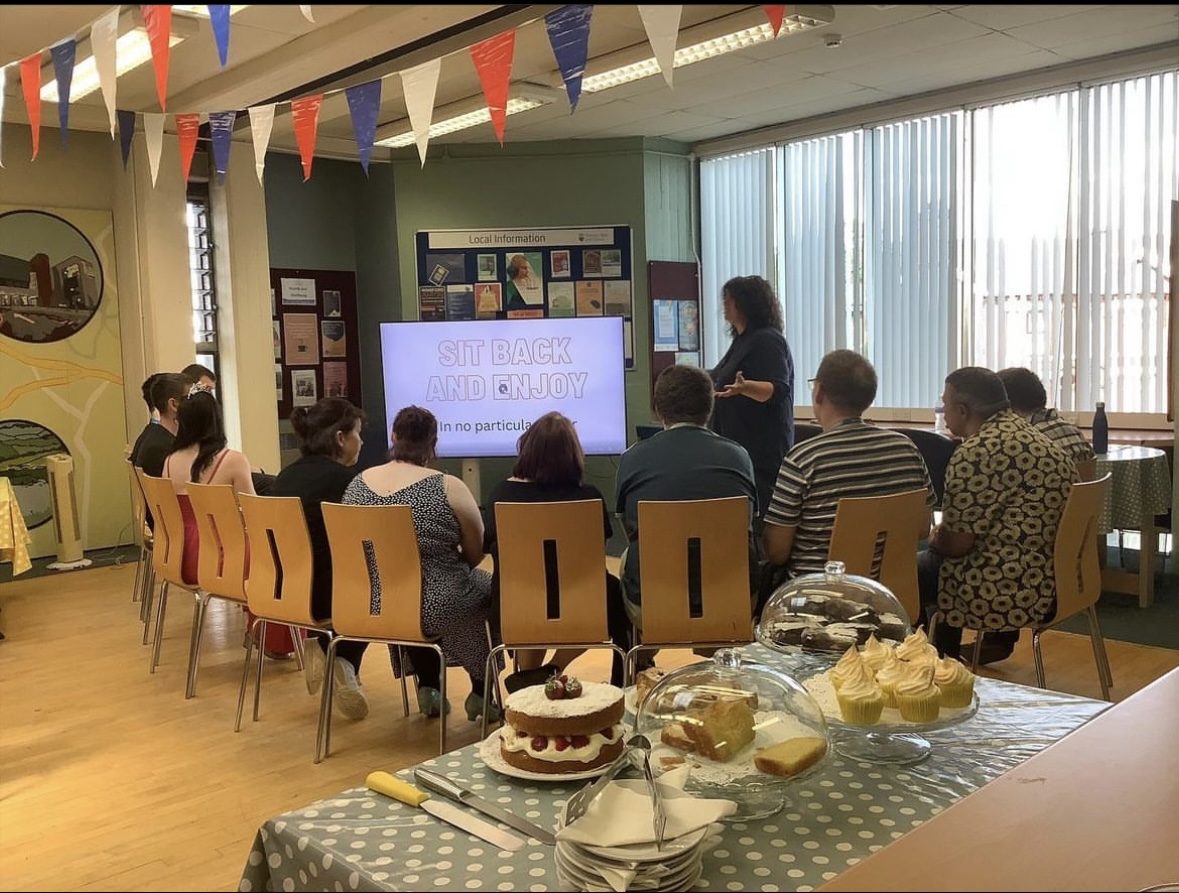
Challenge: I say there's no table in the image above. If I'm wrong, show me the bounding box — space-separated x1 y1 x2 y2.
817 665 1179 892
1096 446 1173 608
0 476 32 576
239 648 1108 893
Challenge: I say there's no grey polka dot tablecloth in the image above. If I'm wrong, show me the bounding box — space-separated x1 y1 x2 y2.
1096 446 1172 533
239 648 1107 893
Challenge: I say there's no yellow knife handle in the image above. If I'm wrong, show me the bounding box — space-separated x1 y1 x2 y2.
366 771 430 806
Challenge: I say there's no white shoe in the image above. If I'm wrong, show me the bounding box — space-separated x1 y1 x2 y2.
332 657 369 720
303 643 326 696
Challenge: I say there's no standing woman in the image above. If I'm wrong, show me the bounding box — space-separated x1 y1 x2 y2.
709 275 795 521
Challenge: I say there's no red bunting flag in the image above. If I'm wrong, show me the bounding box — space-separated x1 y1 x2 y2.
20 54 43 160
176 113 201 182
763 5 787 38
469 30 516 146
291 95 324 181
141 5 174 110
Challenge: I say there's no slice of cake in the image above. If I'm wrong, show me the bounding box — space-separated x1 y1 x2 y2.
754 737 828 777
500 676 625 774
681 696 756 762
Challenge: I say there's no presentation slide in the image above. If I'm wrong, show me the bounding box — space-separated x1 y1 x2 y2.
380 317 627 458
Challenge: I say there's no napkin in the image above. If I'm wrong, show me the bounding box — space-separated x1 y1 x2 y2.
557 765 737 847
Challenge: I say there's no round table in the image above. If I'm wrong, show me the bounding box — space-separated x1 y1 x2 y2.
1095 446 1172 608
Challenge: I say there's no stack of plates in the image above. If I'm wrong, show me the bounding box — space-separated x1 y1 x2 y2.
555 804 721 892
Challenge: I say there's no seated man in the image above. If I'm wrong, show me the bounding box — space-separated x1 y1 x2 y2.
919 367 1074 663
130 373 191 477
762 349 935 580
997 366 1095 467
615 364 758 623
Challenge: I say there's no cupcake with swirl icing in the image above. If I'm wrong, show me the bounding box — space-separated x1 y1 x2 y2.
873 651 906 708
831 645 870 691
860 634 893 675
894 662 941 723
835 667 884 726
933 656 975 708
896 628 939 666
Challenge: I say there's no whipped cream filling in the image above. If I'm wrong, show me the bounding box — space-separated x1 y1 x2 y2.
501 723 623 763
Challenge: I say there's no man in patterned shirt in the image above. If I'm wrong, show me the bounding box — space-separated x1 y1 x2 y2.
997 367 1095 468
762 350 935 588
919 367 1075 663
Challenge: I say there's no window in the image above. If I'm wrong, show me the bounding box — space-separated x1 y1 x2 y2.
185 179 219 382
700 70 1176 414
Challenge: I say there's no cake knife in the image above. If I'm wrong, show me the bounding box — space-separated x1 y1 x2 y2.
366 771 525 851
414 769 557 845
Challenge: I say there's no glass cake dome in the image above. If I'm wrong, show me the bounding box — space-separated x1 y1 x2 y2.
632 649 830 820
755 560 913 655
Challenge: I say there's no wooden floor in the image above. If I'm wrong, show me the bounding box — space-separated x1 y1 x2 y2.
2 562 1177 892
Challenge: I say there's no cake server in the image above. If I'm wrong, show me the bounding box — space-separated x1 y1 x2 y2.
367 771 525 852
414 768 557 845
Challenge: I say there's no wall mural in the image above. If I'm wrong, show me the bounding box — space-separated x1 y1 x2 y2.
0 210 105 344
0 419 68 529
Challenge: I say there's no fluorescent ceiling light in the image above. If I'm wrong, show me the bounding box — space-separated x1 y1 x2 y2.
375 97 550 149
41 29 186 102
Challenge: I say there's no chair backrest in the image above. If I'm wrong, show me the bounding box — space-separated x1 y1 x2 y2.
1050 474 1111 624
793 422 824 446
321 502 427 641
238 494 318 626
137 469 187 588
186 482 249 602
1075 456 1097 482
127 461 148 547
827 488 931 625
636 496 754 645
494 500 609 647
892 428 958 507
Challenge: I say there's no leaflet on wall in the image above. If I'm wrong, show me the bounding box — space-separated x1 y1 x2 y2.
283 313 320 364
321 320 346 358
426 253 466 285
291 369 318 406
476 254 498 281
575 280 604 316
678 300 699 351
604 280 631 317
324 362 348 398
274 363 284 400
550 249 571 279
272 320 282 359
323 289 342 318
475 282 502 318
652 300 679 351
548 282 575 317
419 286 445 320
675 351 700 367
445 284 476 320
600 249 622 277
280 277 317 306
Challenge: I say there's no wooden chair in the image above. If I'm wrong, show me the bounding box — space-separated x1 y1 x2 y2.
128 463 157 639
137 471 202 676
319 502 449 760
894 428 958 508
237 494 329 737
185 482 251 700
966 475 1114 699
481 500 625 734
626 496 755 682
827 487 932 625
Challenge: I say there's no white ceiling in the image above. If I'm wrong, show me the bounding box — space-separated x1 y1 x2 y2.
1 4 1176 161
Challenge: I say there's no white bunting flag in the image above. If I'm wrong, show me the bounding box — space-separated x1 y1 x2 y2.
92 6 120 136
638 4 682 88
400 58 441 168
299 5 314 23
248 104 275 184
144 112 165 186
0 65 6 168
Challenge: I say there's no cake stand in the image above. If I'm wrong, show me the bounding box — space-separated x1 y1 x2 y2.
826 692 979 765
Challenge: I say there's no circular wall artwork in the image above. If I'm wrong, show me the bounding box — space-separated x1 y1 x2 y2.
0 419 69 529
0 210 104 343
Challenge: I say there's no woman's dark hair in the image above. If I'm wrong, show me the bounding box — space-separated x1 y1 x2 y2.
171 390 227 482
290 398 366 459
513 412 584 487
723 275 784 335
390 405 437 466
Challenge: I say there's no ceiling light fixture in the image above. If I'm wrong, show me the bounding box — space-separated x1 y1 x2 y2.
375 96 550 149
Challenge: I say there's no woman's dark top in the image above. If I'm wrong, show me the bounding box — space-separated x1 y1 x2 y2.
709 326 795 518
269 455 358 618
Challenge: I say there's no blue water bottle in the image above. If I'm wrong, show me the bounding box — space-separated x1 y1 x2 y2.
1092 402 1108 455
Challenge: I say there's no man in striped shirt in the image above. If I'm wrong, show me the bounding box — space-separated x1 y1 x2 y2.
997 367 1095 467
762 350 936 578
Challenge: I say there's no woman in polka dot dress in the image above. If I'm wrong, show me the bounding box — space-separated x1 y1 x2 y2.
342 405 496 721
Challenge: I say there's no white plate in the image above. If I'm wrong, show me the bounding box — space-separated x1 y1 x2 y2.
478 729 614 783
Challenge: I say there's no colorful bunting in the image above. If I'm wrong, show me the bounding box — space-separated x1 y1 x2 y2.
209 5 231 67
248 104 275 184
299 5 315 24
117 109 136 169
141 4 174 111
545 5 593 112
208 110 237 182
470 31 516 146
763 5 787 38
344 81 382 175
400 58 441 168
638 5 682 88
50 39 77 145
291 95 324 181
92 7 120 137
0 66 6 168
144 112 165 186
20 54 43 160
176 112 201 182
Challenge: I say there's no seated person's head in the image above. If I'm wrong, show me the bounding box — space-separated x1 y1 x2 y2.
141 373 163 413
996 367 1047 416
176 387 225 444
943 367 1010 435
513 412 584 487
812 349 877 417
181 363 217 391
390 405 437 466
290 397 366 466
150 373 192 419
653 365 714 428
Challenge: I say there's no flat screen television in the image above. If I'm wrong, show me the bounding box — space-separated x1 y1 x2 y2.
379 316 627 458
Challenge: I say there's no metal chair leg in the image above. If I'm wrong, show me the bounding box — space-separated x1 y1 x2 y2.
481 644 509 741
396 645 410 717
1085 605 1113 699
131 545 145 603
437 644 447 755
185 593 210 700
1031 629 1047 689
140 567 157 641
150 582 171 672
968 632 982 673
235 617 261 732
316 635 341 763
252 620 267 721
290 626 306 671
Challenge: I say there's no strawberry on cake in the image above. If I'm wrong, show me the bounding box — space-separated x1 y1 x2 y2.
499 675 626 774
